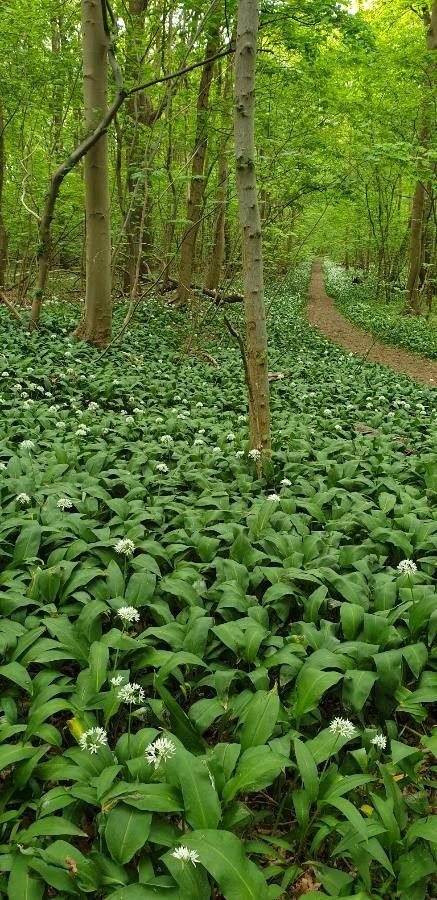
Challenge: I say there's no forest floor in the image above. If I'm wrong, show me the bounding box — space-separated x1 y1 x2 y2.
308 259 437 387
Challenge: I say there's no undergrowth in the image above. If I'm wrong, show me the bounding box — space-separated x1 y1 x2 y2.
323 260 437 361
0 270 436 899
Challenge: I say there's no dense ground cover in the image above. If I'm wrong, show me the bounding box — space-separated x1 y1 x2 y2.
0 273 436 899
324 261 437 360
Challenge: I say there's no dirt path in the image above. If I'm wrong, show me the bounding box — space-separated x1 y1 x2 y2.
308 260 437 388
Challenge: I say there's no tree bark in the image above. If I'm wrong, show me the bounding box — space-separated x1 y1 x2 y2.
205 59 232 291
0 102 8 287
405 1 436 314
73 0 112 346
234 0 271 458
177 30 219 305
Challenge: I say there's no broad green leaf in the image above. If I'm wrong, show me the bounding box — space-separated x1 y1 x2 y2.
105 804 152 864
184 830 267 899
239 688 279 750
293 668 343 720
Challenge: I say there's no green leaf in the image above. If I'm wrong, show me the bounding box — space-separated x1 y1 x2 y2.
18 816 86 842
239 688 279 750
293 668 343 720
167 749 221 830
223 746 286 801
8 855 44 900
13 524 42 564
105 804 152 864
293 737 319 803
184 830 267 899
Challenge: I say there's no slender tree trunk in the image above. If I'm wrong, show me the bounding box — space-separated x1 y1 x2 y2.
406 175 426 313
0 102 8 287
205 55 233 291
234 0 270 457
405 1 436 314
177 30 218 305
74 0 111 346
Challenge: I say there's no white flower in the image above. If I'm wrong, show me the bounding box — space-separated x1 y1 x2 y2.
248 448 261 460
87 401 99 411
238 414 246 422
133 407 142 414
280 477 292 486
115 538 135 557
16 493 31 505
117 682 145 704
226 432 235 442
0 462 6 469
193 438 204 446
397 560 417 575
57 497 73 510
156 462 169 473
110 675 124 686
371 733 387 750
56 421 66 428
79 726 108 753
145 736 176 768
1 371 9 377
75 426 88 437
267 493 281 502
212 447 221 454
197 428 205 435
117 606 140 624
329 717 356 739
196 402 203 408
171 846 200 866
20 440 35 450
155 416 164 423
161 434 173 444
235 450 244 458
324 409 332 416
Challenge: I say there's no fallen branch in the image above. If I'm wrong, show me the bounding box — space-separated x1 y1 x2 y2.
162 277 243 304
0 290 22 321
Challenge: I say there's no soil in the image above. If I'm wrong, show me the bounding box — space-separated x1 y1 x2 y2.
308 260 437 388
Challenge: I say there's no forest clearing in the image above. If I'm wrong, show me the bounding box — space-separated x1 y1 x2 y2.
0 1 436 898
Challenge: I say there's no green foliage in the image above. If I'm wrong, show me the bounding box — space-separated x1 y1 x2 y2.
0 268 435 897
325 260 437 359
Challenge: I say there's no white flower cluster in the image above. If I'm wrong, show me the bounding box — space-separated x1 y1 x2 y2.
57 497 73 510
145 736 176 768
397 560 417 575
160 434 173 445
371 733 387 750
20 439 35 450
280 477 291 486
115 538 135 557
329 717 356 739
16 493 31 505
117 682 145 704
248 448 261 460
156 462 168 473
117 606 140 624
267 493 281 503
79 726 108 754
171 846 200 866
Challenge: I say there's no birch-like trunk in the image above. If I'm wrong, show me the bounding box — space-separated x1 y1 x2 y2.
234 0 271 456
74 0 111 346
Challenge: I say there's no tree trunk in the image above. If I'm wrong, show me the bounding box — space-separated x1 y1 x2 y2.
0 102 8 287
405 1 436 314
234 0 270 458
205 58 232 291
74 0 111 346
177 30 218 305
406 176 426 313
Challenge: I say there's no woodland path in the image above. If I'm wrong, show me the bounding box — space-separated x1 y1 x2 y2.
308 259 437 388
